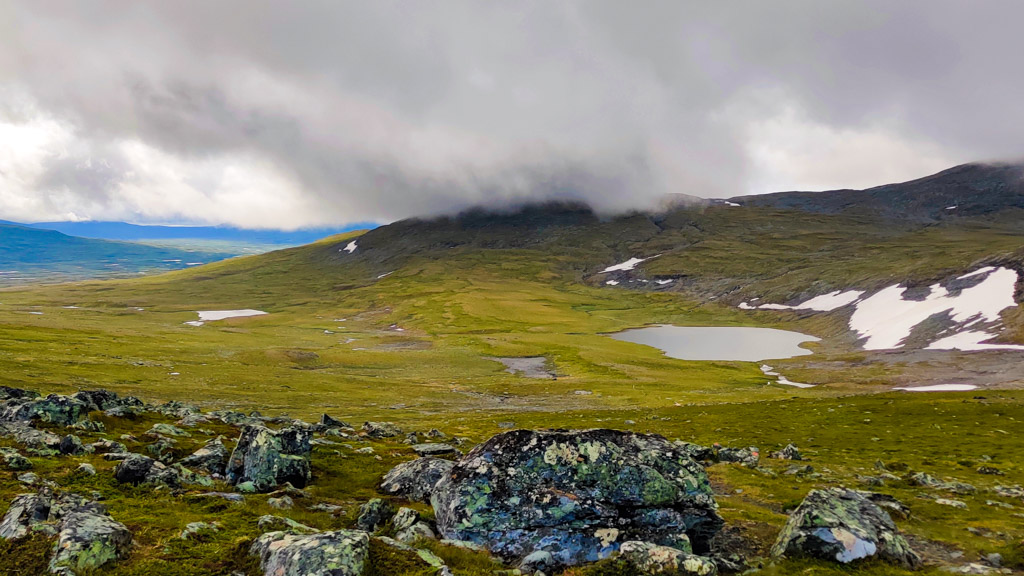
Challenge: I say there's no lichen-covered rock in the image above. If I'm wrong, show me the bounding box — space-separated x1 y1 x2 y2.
268 495 294 510
71 389 126 412
356 498 394 532
380 457 454 503
431 429 722 567
179 436 230 475
146 437 177 463
362 421 402 438
113 454 180 488
396 522 436 544
674 442 715 462
226 425 311 492
70 419 105 433
147 423 191 437
59 434 85 456
1 447 32 470
0 386 39 402
0 393 89 426
87 439 127 455
771 444 802 461
618 541 718 575
180 521 219 540
0 422 62 452
393 508 419 531
0 488 90 541
49 503 132 574
250 529 369 576
715 446 759 467
155 400 200 419
257 515 319 534
771 488 921 569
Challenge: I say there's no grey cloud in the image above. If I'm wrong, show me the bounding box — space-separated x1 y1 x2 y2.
1 1 1023 227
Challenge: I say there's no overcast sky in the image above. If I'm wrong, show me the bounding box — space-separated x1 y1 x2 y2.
1 1 1022 229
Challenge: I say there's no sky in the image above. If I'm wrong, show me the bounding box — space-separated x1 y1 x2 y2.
1 1 1022 229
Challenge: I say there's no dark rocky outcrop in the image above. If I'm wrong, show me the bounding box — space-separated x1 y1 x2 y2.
180 436 230 475
0 487 89 540
320 414 351 428
431 429 722 567
380 457 455 503
250 529 369 576
0 393 89 426
356 498 394 532
226 425 312 492
771 488 920 569
113 454 181 488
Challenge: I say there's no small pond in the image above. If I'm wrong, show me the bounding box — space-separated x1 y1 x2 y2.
609 325 819 362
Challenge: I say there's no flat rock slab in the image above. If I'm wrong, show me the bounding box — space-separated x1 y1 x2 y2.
251 529 369 576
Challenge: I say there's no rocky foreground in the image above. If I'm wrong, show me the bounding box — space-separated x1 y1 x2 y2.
0 386 1016 575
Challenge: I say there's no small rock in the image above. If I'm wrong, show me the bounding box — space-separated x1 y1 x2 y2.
256 514 319 534
179 436 230 476
771 444 802 460
180 521 219 540
618 541 718 575
380 457 455 503
146 423 191 437
936 498 968 509
75 463 97 476
356 498 394 532
320 414 350 428
392 507 419 531
411 443 460 457
396 521 436 544
268 495 294 510
362 421 402 439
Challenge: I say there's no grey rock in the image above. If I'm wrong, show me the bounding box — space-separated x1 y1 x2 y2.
715 446 760 467
226 425 311 492
69 419 106 433
362 421 402 439
146 423 190 437
59 434 85 456
770 488 920 569
76 463 97 476
113 453 180 488
180 436 230 475
1 393 89 426
180 521 219 540
49 503 132 574
411 443 460 457
1 447 32 470
380 457 454 503
431 429 722 567
268 495 294 510
392 507 419 531
771 444 802 460
320 414 351 428
88 439 128 455
250 530 369 576
396 522 436 544
356 498 394 532
257 515 319 534
618 541 718 575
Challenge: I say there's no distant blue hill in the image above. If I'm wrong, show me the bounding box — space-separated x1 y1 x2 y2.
20 220 376 244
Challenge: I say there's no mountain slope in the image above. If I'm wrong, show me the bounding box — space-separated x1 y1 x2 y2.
732 161 1024 221
24 220 373 245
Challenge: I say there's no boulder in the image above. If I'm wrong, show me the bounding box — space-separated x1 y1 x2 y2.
49 503 132 575
0 488 90 540
618 541 718 575
88 439 128 455
362 421 402 439
59 434 85 456
380 457 454 503
70 419 106 433
146 423 190 437
0 393 89 426
0 422 62 452
0 386 39 402
431 429 722 567
715 446 759 467
1 447 32 470
320 414 351 428
356 498 394 532
226 425 311 492
71 389 125 412
113 454 180 488
771 488 920 569
396 522 435 544
179 436 230 475
250 529 369 576
393 507 419 531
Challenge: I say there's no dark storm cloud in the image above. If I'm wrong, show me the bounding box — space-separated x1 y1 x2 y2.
1 1 1022 227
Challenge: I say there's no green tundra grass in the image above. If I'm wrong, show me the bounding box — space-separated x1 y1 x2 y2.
1 206 1023 574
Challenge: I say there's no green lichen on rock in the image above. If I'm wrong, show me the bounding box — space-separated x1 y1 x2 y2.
226 424 311 493
48 504 132 574
250 529 369 576
770 488 920 569
431 429 721 568
618 541 718 575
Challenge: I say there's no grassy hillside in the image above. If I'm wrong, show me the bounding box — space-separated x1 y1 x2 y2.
1 201 1023 575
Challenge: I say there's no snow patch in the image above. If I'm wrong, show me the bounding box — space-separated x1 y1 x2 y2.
376 271 393 279
605 280 619 286
601 257 649 273
761 364 814 388
926 330 1024 352
724 201 740 207
655 279 673 285
343 241 358 253
186 310 268 326
893 384 978 392
850 267 1020 350
744 290 865 312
